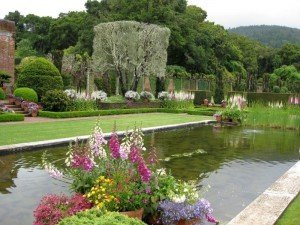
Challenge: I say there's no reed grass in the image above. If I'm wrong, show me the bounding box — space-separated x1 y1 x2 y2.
244 104 300 130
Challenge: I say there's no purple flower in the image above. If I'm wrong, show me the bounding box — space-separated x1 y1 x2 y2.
138 160 152 183
109 132 120 159
159 199 217 224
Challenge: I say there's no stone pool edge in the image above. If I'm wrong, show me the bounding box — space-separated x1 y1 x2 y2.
0 120 214 154
227 160 300 225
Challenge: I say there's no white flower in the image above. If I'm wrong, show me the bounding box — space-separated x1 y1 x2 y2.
64 89 77 99
125 90 140 101
158 91 171 100
172 195 186 203
91 90 107 101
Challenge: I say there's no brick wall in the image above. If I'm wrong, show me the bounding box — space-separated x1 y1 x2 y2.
0 19 15 85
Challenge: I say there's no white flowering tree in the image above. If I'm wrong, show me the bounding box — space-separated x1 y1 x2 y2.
92 21 170 95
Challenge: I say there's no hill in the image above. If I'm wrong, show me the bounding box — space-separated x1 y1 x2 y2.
228 25 300 48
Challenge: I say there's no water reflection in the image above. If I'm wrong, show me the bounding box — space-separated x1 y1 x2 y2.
0 126 299 225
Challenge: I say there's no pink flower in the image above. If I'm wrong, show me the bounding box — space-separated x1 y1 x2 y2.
71 154 95 171
129 146 142 163
109 132 120 159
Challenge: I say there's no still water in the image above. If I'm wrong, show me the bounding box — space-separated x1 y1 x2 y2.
0 126 299 225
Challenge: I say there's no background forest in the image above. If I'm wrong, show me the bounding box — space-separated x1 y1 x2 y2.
4 0 300 99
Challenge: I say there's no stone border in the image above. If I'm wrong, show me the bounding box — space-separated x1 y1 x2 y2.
227 160 300 225
0 120 214 155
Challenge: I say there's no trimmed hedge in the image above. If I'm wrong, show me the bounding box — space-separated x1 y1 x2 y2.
13 87 38 102
17 57 63 98
39 108 159 118
39 108 215 119
0 88 5 100
247 92 291 105
193 90 212 105
0 113 25 122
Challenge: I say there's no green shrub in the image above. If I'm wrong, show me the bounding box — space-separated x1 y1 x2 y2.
0 113 24 122
106 95 125 103
222 108 245 123
58 210 146 225
193 91 211 105
41 90 70 112
61 72 72 89
161 100 194 110
273 85 280 93
67 99 97 111
17 57 63 98
13 87 38 102
0 88 5 100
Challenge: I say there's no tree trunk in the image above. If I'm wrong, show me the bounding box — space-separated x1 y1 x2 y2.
131 76 140 91
115 75 120 95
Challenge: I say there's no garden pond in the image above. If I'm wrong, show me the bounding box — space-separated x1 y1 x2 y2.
0 126 299 224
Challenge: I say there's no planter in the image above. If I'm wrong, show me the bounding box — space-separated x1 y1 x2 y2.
177 218 201 225
97 101 161 110
215 115 222 123
31 111 38 117
8 97 14 104
120 208 144 220
15 99 22 106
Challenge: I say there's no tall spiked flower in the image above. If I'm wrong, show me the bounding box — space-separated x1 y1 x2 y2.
109 126 120 159
137 159 152 183
89 123 107 158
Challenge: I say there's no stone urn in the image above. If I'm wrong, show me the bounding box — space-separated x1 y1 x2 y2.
203 99 209 106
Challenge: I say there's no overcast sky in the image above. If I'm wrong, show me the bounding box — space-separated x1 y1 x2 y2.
0 0 299 29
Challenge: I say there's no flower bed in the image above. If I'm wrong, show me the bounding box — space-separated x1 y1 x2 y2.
97 101 161 110
39 123 218 225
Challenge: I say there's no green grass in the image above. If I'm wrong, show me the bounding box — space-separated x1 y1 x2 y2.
0 113 211 146
276 194 300 225
244 105 300 130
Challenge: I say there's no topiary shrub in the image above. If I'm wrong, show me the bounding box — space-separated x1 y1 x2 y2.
58 210 146 225
17 57 63 99
273 85 280 93
14 88 38 102
42 90 70 112
0 88 5 100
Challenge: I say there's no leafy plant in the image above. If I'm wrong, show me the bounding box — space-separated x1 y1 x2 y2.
41 90 70 112
33 194 92 225
13 87 38 102
58 211 146 225
222 108 245 123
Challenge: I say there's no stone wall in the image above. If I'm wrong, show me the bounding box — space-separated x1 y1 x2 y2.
0 19 15 85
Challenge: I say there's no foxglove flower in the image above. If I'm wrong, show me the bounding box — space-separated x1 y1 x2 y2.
109 132 120 159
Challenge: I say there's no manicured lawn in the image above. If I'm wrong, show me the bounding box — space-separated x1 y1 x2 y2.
0 113 211 146
276 194 300 225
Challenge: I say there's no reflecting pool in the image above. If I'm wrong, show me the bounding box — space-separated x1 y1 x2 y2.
0 126 299 224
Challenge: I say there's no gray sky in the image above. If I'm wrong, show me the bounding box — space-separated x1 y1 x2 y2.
0 0 299 29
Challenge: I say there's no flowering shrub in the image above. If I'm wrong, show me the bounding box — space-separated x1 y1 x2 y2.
91 90 107 101
33 194 92 225
125 90 140 101
140 91 154 101
158 91 170 101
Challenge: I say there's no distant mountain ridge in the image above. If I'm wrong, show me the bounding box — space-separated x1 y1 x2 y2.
228 25 300 48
